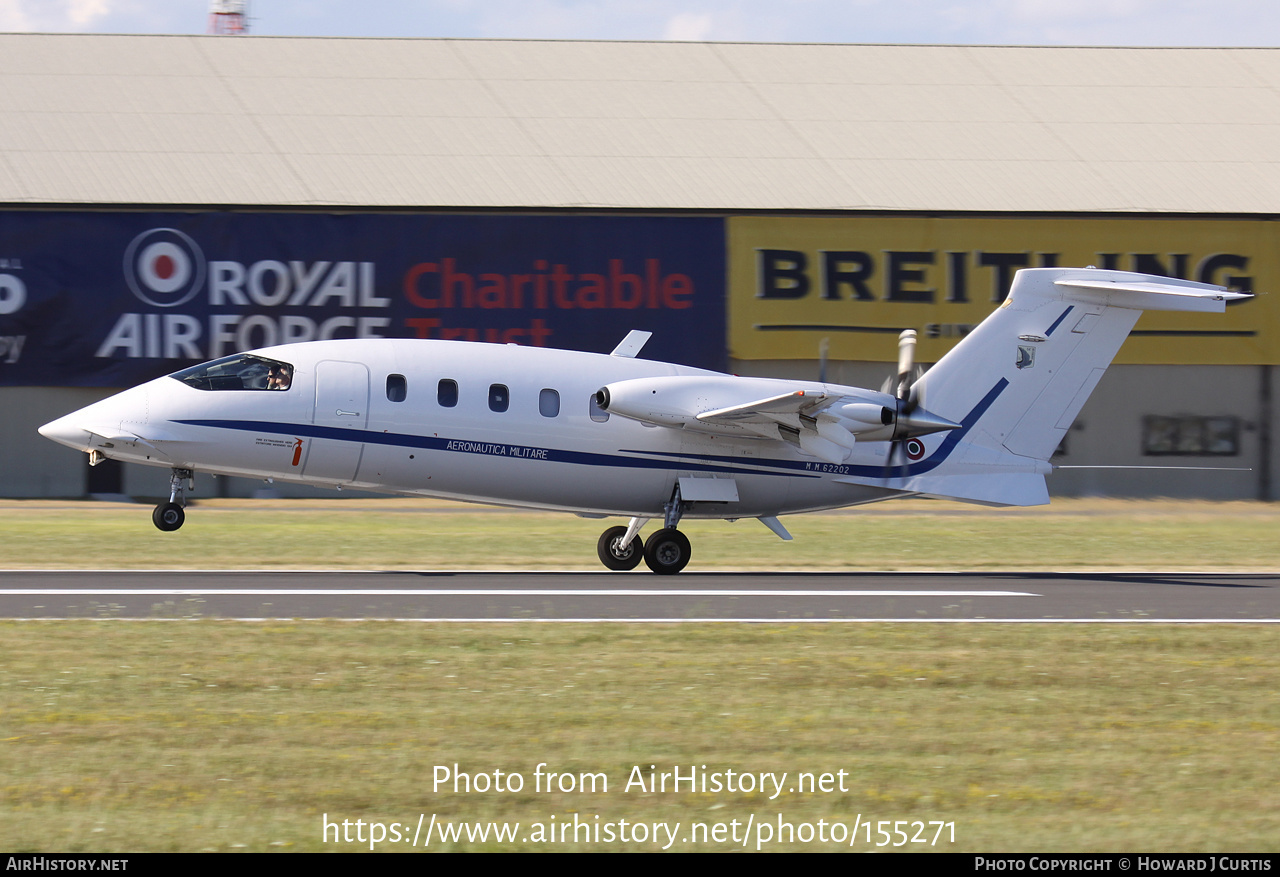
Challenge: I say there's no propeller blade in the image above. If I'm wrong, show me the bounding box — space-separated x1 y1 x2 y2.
896 329 917 401
885 439 902 477
882 431 912 482
884 329 921 481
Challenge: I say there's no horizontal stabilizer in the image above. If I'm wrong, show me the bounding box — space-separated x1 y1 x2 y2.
1054 276 1251 312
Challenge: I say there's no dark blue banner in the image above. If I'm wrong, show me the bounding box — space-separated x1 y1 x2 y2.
0 212 726 386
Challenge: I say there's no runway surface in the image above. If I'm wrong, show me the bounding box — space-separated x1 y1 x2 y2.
2 570 1278 621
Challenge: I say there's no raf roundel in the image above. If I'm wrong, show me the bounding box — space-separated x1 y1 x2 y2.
123 228 206 308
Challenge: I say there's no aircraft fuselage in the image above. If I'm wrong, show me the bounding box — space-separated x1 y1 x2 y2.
40 338 896 519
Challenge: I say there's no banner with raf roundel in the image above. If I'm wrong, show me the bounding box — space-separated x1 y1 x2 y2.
0 212 725 387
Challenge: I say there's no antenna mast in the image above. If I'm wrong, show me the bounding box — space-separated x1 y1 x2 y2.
208 0 249 35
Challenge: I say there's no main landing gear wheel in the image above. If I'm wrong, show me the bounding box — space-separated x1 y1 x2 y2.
152 502 185 532
643 528 691 575
597 526 643 571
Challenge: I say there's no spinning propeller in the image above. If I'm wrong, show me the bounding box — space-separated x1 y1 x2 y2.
811 330 957 478
885 329 922 478
880 329 961 480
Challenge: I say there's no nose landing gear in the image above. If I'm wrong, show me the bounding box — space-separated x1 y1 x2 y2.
152 468 193 532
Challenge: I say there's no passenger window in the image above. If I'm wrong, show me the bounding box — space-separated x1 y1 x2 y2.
589 393 609 423
489 384 509 413
386 374 407 403
438 379 458 407
539 388 560 418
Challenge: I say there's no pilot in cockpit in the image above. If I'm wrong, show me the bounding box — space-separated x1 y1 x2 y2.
266 364 292 390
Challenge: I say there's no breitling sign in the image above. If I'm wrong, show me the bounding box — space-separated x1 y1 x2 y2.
728 215 1269 365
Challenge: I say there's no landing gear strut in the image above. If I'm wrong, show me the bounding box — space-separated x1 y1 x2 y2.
595 486 694 574
643 486 692 574
153 468 192 532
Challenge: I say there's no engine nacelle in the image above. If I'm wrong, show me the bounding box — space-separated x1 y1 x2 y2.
594 375 957 460
596 375 899 434
828 401 895 430
596 375 826 428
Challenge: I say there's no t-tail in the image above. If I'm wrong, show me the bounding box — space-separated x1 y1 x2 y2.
883 268 1250 507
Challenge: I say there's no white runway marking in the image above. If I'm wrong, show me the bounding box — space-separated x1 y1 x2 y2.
12 617 1278 624
2 589 1037 597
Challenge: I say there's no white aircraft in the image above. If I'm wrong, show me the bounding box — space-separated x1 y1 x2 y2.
39 268 1248 574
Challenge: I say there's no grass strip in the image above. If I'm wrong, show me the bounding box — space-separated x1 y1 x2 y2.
0 498 1277 571
1 622 1276 851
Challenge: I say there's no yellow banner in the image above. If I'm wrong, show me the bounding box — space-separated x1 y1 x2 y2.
728 216 1274 364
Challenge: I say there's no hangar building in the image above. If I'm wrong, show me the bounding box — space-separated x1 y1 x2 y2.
2 34 1277 499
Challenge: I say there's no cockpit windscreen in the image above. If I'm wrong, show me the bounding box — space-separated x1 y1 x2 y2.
170 354 294 391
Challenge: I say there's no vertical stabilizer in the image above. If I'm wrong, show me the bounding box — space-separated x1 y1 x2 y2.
899 268 1247 504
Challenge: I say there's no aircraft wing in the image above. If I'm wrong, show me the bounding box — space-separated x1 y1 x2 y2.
696 389 837 429
597 375 946 466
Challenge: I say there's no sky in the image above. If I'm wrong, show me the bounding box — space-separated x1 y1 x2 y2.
0 0 1276 46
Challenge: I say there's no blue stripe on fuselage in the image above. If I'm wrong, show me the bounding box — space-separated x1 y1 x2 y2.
170 418 813 479
171 379 1007 481
618 378 1008 479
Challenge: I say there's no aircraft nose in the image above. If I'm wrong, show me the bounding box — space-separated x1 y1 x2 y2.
38 414 92 451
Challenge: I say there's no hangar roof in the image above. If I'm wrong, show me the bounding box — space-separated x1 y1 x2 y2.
2 34 1279 213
